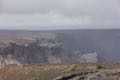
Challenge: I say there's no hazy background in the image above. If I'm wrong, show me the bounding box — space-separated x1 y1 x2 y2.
0 0 120 30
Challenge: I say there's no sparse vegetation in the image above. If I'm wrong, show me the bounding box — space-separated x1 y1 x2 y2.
96 62 103 69
0 63 120 80
0 63 96 80
32 77 39 80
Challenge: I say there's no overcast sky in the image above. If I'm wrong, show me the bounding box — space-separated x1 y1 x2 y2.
0 0 120 29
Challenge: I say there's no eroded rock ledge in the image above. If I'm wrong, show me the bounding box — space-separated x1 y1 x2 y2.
0 38 65 67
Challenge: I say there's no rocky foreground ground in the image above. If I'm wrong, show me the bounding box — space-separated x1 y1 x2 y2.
0 64 120 80
53 69 120 80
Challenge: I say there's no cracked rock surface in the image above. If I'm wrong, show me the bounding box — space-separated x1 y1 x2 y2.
53 69 120 80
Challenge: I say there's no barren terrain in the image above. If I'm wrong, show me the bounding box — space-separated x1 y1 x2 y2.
0 63 120 80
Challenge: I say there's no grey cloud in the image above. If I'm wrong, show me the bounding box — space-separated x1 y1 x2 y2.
0 0 120 27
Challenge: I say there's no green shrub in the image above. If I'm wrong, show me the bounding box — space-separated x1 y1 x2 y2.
96 63 103 69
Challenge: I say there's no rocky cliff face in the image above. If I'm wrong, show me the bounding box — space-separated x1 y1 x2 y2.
0 30 108 67
0 37 67 67
0 37 98 67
